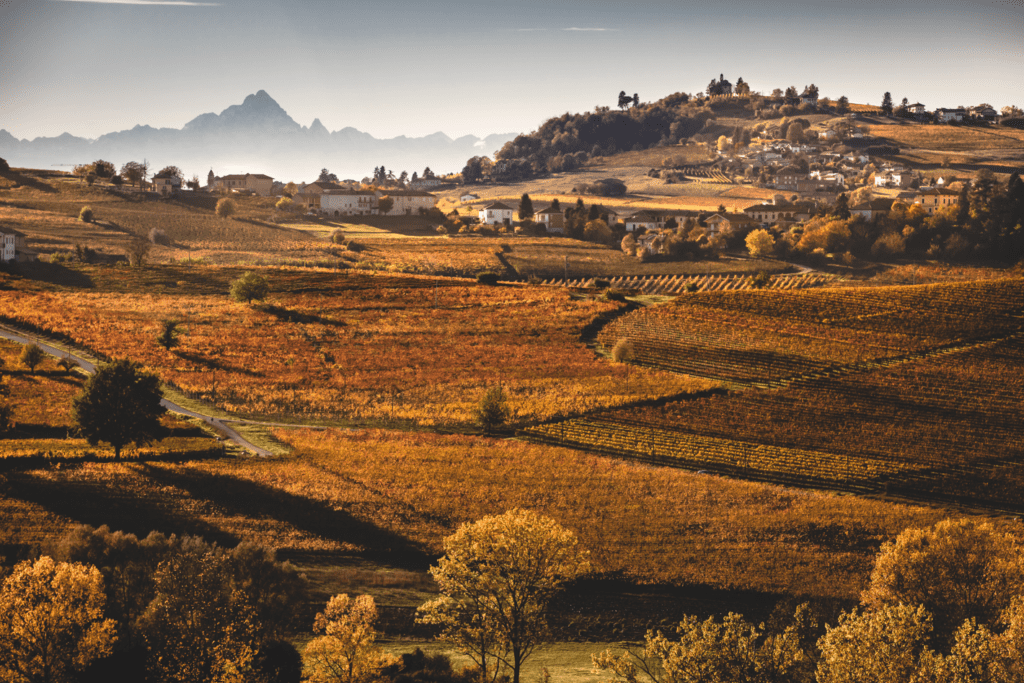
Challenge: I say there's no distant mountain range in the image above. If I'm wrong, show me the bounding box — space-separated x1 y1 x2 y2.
0 91 518 183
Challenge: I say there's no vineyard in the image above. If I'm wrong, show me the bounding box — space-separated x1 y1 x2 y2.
542 271 836 295
0 264 714 426
677 166 734 183
524 277 1024 511
0 428 955 600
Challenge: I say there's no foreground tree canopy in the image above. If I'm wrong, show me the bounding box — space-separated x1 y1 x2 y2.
71 358 166 459
418 509 589 683
0 556 117 683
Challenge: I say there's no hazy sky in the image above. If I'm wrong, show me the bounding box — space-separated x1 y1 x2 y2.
2 0 1022 141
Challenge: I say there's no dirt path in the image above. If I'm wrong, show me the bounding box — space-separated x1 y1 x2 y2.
0 325 274 457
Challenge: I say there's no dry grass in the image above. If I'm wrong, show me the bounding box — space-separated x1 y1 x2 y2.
867 123 1024 152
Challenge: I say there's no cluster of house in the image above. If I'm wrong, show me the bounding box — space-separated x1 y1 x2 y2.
901 103 999 123
294 181 438 216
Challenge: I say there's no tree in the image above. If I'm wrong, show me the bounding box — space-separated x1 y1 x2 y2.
832 193 851 219
125 238 151 267
120 161 148 189
475 387 510 435
716 135 730 152
156 165 183 180
611 339 633 363
881 92 893 116
745 229 775 258
72 359 166 460
318 169 339 183
230 271 270 305
79 205 94 223
0 556 117 683
518 193 534 221
816 603 935 683
786 122 804 144
140 538 258 683
861 518 1024 647
594 608 807 683
276 197 296 212
377 196 394 215
92 160 116 179
283 181 298 197
215 197 237 219
156 320 180 351
20 343 45 374
618 91 631 111
417 509 589 683
422 166 435 179
621 233 637 257
304 594 393 683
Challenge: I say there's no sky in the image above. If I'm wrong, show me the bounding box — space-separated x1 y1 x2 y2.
1 0 1022 141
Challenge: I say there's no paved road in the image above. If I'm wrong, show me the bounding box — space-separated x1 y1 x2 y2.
0 326 273 457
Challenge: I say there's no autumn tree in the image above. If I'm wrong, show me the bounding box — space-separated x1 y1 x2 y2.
71 358 166 460
418 509 589 683
20 343 45 374
861 518 1024 647
377 196 394 215
594 608 807 683
91 160 116 179
816 603 935 683
0 556 118 683
140 538 259 683
79 206 94 223
230 271 270 305
304 594 393 683
120 161 148 189
156 165 183 180
745 229 775 258
215 197 237 218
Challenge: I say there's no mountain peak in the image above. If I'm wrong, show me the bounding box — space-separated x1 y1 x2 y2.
241 90 278 109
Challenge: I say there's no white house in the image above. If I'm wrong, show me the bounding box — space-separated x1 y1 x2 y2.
479 201 514 225
152 173 182 196
0 228 33 262
460 193 480 203
321 189 378 216
936 108 966 123
377 189 437 215
623 210 661 233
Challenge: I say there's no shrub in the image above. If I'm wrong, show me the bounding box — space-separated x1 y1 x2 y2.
215 197 237 218
684 281 699 292
436 225 448 235
476 271 500 286
275 197 295 212
330 230 346 245
230 271 270 304
611 339 633 363
79 206 94 223
148 228 171 246
750 270 772 288
475 387 511 434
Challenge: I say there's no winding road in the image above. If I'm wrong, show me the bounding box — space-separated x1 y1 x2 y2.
0 325 273 457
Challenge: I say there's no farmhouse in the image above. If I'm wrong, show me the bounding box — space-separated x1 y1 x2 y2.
214 172 275 195
479 201 514 225
775 166 807 191
151 172 181 196
744 203 797 226
535 205 565 233
294 181 347 210
913 188 959 215
0 227 35 262
850 198 895 220
936 108 966 123
623 210 661 233
321 189 378 216
704 213 756 237
378 189 437 216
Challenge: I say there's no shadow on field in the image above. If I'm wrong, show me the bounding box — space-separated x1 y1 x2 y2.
174 350 263 377
3 470 236 546
138 464 432 569
4 261 95 288
257 304 347 327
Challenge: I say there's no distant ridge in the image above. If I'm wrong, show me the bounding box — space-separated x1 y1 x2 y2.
0 91 517 182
